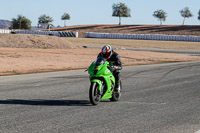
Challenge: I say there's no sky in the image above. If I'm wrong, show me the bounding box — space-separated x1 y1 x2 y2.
1 0 200 27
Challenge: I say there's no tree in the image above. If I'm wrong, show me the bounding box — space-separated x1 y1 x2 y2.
38 14 53 25
198 10 200 21
180 7 193 25
153 9 167 25
11 15 31 29
112 3 131 25
61 13 70 27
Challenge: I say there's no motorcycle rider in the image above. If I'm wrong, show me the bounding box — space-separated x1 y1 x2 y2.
97 45 122 92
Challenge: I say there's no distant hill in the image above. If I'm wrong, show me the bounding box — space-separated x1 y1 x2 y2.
50 24 200 37
0 19 11 29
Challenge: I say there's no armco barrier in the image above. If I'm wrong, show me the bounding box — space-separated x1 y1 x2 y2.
0 29 78 37
85 32 200 42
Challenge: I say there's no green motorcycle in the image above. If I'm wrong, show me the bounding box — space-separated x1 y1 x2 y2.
88 57 121 105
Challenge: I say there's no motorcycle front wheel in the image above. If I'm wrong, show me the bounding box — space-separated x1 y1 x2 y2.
89 82 101 105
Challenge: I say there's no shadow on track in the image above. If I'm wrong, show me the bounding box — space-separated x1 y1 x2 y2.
0 99 91 106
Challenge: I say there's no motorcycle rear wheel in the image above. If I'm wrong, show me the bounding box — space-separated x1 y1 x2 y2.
89 82 101 105
110 81 122 102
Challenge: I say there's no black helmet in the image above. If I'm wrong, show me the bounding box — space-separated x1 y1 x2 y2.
101 45 113 59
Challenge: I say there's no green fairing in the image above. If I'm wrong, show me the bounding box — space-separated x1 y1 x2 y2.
88 59 115 100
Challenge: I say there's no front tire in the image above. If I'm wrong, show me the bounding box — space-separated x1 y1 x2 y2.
89 82 101 105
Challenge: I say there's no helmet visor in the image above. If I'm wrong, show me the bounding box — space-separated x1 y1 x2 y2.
102 52 111 58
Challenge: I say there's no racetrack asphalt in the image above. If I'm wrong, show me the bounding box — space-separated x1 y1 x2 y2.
0 61 200 133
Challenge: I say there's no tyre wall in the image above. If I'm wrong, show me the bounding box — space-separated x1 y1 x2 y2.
0 29 78 37
85 32 200 42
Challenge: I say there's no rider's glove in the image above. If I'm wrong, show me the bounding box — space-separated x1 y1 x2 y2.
113 66 119 70
110 66 118 71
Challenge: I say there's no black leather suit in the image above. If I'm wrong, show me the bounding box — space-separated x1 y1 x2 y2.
97 50 122 89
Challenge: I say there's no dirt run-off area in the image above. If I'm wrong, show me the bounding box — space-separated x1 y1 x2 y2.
0 34 200 76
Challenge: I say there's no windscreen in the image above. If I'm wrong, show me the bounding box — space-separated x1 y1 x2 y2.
95 57 106 66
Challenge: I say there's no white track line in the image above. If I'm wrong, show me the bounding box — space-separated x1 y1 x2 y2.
118 102 166 105
195 130 200 133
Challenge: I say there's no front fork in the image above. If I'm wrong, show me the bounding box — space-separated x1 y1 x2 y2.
90 77 115 99
90 79 103 95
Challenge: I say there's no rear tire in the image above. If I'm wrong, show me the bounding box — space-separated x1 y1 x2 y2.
89 82 101 105
110 81 122 102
